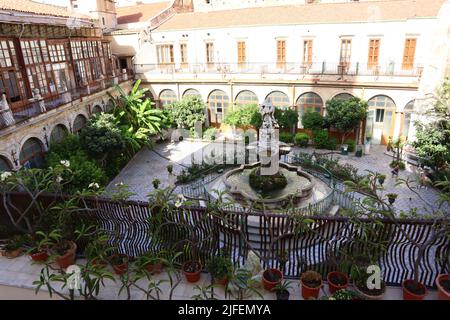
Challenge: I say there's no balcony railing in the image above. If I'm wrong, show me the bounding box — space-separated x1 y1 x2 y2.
135 61 423 78
0 70 134 131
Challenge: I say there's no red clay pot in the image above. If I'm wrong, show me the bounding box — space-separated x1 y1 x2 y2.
110 254 129 275
402 279 427 300
29 250 49 262
301 279 323 299
145 262 163 274
56 241 77 269
91 257 108 267
327 271 349 294
182 261 202 283
215 277 229 286
262 268 283 291
436 274 450 300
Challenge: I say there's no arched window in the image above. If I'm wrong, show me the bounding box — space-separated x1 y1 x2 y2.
183 89 201 98
296 92 323 128
235 90 258 108
265 91 290 109
333 93 354 101
105 99 115 112
73 114 87 133
0 156 11 172
402 100 415 138
159 89 177 107
20 138 44 168
50 124 68 145
208 90 229 124
367 95 396 145
92 105 103 114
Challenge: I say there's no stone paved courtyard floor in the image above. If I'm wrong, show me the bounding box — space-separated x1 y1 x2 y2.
107 140 449 216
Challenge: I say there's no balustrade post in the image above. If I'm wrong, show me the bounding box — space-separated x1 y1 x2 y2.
32 89 46 113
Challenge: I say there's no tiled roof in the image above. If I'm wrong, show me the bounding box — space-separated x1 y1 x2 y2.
116 1 170 24
156 0 446 31
0 0 89 19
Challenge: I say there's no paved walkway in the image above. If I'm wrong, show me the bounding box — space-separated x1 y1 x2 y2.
107 141 448 216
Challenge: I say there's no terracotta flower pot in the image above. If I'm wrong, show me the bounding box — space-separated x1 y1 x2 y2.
402 279 427 300
436 274 450 300
327 271 349 294
301 279 323 299
91 257 108 268
56 241 77 269
29 250 49 262
110 254 129 275
215 276 229 286
3 248 23 259
182 261 202 283
354 282 386 300
262 268 283 291
145 262 163 274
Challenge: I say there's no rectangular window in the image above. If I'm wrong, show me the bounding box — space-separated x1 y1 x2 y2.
237 41 246 67
0 40 25 105
402 38 416 70
339 39 352 66
206 42 214 65
180 43 187 66
303 40 313 66
156 44 174 65
368 39 380 69
277 40 286 68
375 109 385 123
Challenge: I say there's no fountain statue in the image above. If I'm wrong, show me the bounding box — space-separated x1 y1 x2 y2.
220 99 317 209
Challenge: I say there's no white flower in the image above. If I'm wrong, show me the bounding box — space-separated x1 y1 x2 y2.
0 171 12 181
56 176 63 183
115 182 124 187
175 194 187 208
60 160 70 167
88 182 100 189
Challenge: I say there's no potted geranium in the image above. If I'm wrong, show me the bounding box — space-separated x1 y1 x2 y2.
206 255 233 286
300 270 323 299
262 268 283 291
327 271 349 294
436 274 450 300
273 280 293 300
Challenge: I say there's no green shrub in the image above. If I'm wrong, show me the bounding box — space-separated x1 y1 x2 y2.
279 132 294 144
203 127 217 141
344 139 356 152
169 95 206 129
189 127 202 139
47 134 83 158
224 104 260 128
206 255 233 280
313 130 337 150
294 133 309 147
390 160 406 170
277 108 299 131
302 111 324 131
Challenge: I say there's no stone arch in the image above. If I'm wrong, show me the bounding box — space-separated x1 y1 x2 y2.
367 95 397 145
207 89 229 124
50 123 69 145
235 90 259 108
265 91 290 109
73 114 88 133
0 155 13 172
159 89 177 107
19 137 45 168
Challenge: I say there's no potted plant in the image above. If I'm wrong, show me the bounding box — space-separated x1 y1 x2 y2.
206 255 233 286
327 271 349 294
166 164 173 175
152 179 161 189
377 174 386 186
331 289 362 300
273 280 293 300
402 279 428 300
53 239 77 269
182 260 203 283
386 193 398 205
300 270 323 299
262 268 283 291
138 251 166 274
109 253 129 275
85 232 114 268
27 231 58 262
351 264 386 300
0 235 26 259
364 135 372 154
436 274 450 300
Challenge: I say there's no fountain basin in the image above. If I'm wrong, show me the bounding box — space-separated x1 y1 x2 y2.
223 162 315 209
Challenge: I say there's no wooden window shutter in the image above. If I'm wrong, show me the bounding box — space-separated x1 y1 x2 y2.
402 38 416 70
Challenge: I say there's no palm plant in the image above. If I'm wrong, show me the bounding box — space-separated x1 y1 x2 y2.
110 80 163 151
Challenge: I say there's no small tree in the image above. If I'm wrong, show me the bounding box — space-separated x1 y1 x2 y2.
325 97 368 144
169 96 207 129
276 108 299 134
224 104 260 129
302 111 324 131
